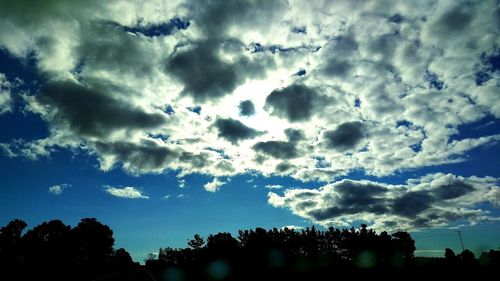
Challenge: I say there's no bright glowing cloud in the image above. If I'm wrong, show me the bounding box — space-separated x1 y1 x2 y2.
0 0 499 231
104 186 149 199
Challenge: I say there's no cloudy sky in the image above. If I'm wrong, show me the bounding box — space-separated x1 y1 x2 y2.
0 0 499 261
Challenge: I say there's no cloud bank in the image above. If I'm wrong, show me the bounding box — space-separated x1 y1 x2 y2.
268 173 500 230
0 0 499 228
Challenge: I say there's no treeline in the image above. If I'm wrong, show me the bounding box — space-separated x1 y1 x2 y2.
145 224 500 280
1 218 499 280
146 225 416 280
0 218 137 280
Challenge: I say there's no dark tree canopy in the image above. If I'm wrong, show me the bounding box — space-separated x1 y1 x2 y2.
0 218 136 281
147 225 419 280
1 218 498 281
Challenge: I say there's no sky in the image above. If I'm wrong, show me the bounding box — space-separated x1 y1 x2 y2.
0 0 499 262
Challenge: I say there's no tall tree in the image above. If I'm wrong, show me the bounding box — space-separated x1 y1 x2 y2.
0 219 27 265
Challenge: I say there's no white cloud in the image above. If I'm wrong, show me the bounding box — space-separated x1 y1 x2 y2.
268 173 500 231
0 0 498 191
104 186 149 199
48 184 70 195
203 178 226 192
281 225 304 230
0 74 13 114
178 178 186 188
265 184 284 189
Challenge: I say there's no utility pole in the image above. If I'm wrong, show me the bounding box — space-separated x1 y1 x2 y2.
456 230 465 252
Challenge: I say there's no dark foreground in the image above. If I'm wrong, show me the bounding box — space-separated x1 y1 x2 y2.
1 218 498 280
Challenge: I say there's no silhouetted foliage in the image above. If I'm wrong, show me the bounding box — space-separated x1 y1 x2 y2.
445 248 456 260
0 219 26 266
146 225 422 280
479 249 500 267
1 218 498 280
145 225 499 280
22 219 73 271
187 234 205 250
458 249 476 266
0 218 136 281
72 217 115 269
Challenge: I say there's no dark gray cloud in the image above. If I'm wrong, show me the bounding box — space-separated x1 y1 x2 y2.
239 100 255 116
319 34 358 78
37 80 166 137
433 181 475 200
94 140 179 173
164 0 283 102
166 41 241 101
166 40 273 102
330 34 358 57
334 181 387 206
214 117 263 144
284 128 304 143
322 59 352 78
190 0 286 36
268 174 498 230
308 181 389 221
433 4 473 35
276 162 293 172
179 152 209 170
367 33 398 60
76 22 155 78
391 191 434 218
253 140 298 159
323 122 366 151
265 84 317 122
295 200 317 211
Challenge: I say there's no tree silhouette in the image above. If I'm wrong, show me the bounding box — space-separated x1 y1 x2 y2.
458 249 476 267
0 219 27 266
22 219 73 271
72 217 115 269
445 247 456 266
111 248 133 268
206 232 239 260
187 234 205 250
391 231 416 261
0 218 135 281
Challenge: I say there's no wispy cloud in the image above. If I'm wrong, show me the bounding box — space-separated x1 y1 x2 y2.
104 186 149 199
265 184 284 189
178 178 186 188
204 178 226 192
281 225 304 230
48 184 70 195
163 193 186 200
